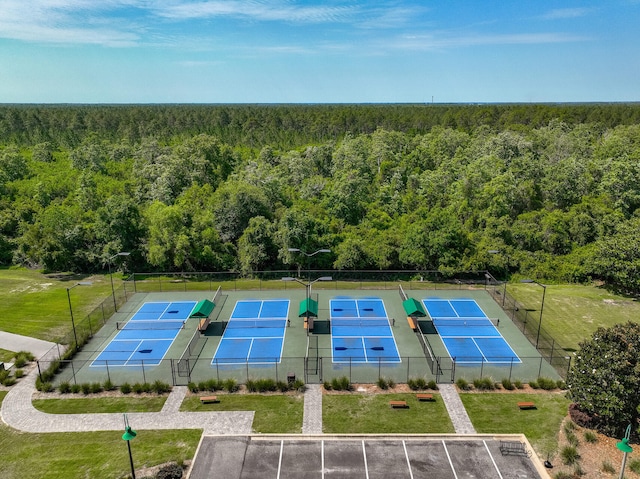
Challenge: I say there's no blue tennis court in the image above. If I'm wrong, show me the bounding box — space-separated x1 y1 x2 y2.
212 299 289 365
91 301 197 367
330 297 401 364
423 298 520 364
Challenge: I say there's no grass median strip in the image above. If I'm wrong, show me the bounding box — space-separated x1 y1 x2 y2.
32 396 167 414
323 393 454 434
0 392 200 479
181 394 304 433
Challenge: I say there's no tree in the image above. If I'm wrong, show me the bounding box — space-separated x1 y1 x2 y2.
566 322 640 437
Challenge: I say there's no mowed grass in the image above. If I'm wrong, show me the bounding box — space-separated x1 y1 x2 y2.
323 394 454 434
460 392 571 456
181 394 304 433
0 392 200 479
32 396 167 414
508 283 640 351
0 268 116 342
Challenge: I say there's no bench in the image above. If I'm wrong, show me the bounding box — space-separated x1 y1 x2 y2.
389 400 408 409
200 395 219 404
407 316 417 331
499 441 531 457
517 402 536 410
416 393 434 401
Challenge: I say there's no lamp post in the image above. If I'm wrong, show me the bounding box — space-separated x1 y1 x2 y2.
108 252 130 312
282 276 332 330
488 249 508 305
122 414 137 479
66 281 92 351
288 248 331 282
520 279 547 349
617 424 633 479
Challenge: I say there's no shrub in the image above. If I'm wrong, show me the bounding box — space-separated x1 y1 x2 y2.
2 377 16 387
58 381 72 394
276 381 289 393
187 382 198 393
0 370 10 383
601 460 616 473
205 379 223 391
331 376 351 391
473 377 494 391
377 377 389 390
13 351 33 368
323 381 332 391
35 378 54 392
14 369 24 379
81 383 92 395
456 378 471 391
564 420 577 432
501 378 515 390
90 382 103 394
537 377 557 390
120 383 132 394
629 459 640 474
292 379 306 391
155 462 183 479
103 379 116 391
224 378 239 393
514 380 524 389
568 403 596 429
556 380 566 390
387 378 396 388
71 383 82 394
528 380 539 389
197 381 208 392
560 445 579 465
553 472 572 479
245 379 257 392
152 380 171 394
427 380 438 390
573 463 584 476
256 378 277 392
583 430 597 443
565 431 579 447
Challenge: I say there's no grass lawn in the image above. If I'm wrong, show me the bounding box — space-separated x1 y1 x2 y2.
0 392 200 479
323 393 454 434
181 394 304 433
507 283 640 351
460 392 570 457
0 348 16 363
32 396 167 413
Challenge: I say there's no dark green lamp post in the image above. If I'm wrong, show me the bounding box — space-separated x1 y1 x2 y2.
617 424 633 479
122 414 137 479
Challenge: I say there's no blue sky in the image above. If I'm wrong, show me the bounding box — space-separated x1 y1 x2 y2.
1 1 639 103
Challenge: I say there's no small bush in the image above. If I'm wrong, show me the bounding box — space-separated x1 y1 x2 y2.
90 382 104 394
473 377 495 391
155 462 183 479
583 430 597 443
573 463 585 477
331 376 351 391
71 383 82 394
14 353 30 368
205 379 223 391
14 369 24 379
565 431 579 447
568 403 596 429
377 377 389 390
553 472 572 479
197 381 208 392
387 378 396 388
292 379 306 391
629 459 640 474
407 378 418 390
537 376 557 390
245 379 257 392
224 378 239 393
2 377 16 387
323 380 332 391
514 380 524 389
152 380 171 394
426 380 437 390
456 378 471 390
256 378 277 392
564 420 576 432
601 460 616 473
187 382 198 393
103 379 116 391
58 381 72 394
81 383 92 395
560 445 579 465
276 380 289 392
528 380 539 389
501 378 515 390
556 380 566 390
120 383 132 394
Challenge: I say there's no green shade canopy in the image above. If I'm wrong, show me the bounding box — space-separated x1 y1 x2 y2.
122 426 137 441
190 299 215 318
617 438 633 453
402 298 426 317
298 298 318 317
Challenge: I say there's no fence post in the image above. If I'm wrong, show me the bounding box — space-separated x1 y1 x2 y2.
142 361 146 383
71 361 77 385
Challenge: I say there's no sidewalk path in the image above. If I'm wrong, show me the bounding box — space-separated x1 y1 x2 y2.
1 369 254 435
438 383 476 434
302 383 322 434
0 331 57 360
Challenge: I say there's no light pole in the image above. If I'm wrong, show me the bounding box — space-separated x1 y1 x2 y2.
108 252 130 312
488 249 508 305
617 424 633 479
66 281 92 351
288 248 331 282
282 276 332 330
122 414 137 479
521 279 547 349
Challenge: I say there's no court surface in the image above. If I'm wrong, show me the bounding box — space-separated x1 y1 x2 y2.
330 297 400 364
189 435 544 479
423 298 520 364
212 299 289 365
91 301 196 367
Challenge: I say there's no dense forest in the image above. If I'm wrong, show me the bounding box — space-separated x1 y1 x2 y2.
1 104 639 292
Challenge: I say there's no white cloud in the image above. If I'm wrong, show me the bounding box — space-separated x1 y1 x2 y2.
541 8 594 20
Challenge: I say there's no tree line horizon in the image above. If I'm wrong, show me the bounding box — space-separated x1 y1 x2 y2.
1 103 639 292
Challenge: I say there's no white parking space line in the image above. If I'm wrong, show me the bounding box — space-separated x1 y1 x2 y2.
277 440 284 479
362 440 370 479
442 440 458 479
402 440 414 479
483 440 503 479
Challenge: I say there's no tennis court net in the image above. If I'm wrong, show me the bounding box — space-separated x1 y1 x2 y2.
331 318 391 328
398 283 408 301
224 319 287 329
432 318 499 327
117 320 186 330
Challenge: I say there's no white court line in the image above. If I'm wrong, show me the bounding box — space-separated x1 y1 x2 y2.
442 440 458 479
362 440 370 479
402 440 414 479
483 440 503 479
277 439 284 479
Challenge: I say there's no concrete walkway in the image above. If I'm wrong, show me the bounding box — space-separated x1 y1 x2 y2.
0 331 57 360
1 369 254 435
438 383 476 434
302 383 322 434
